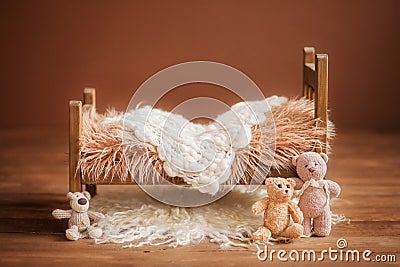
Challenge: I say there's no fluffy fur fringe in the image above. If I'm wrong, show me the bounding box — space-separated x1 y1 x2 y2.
78 98 335 185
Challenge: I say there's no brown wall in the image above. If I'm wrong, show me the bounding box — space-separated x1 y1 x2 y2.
1 0 399 131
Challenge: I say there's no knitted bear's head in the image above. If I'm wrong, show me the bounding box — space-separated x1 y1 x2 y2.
67 191 91 213
265 177 295 202
292 152 328 182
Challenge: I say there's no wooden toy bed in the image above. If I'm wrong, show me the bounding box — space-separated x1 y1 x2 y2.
68 47 329 197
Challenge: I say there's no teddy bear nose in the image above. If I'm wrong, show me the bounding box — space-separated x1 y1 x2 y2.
285 189 289 193
78 198 87 205
308 168 315 173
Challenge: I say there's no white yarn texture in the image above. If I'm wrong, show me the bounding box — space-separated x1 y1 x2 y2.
91 187 265 248
101 96 287 194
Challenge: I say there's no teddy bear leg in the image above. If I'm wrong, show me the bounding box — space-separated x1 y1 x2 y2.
313 210 331 237
280 223 304 239
80 231 89 239
252 226 271 243
302 217 312 236
65 225 80 241
88 226 103 239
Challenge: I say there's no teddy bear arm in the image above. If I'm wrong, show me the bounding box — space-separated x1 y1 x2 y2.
291 177 304 190
326 180 341 197
288 202 303 224
88 210 105 220
252 197 269 215
52 209 72 219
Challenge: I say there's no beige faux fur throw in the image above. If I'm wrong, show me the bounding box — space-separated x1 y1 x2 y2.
78 98 334 187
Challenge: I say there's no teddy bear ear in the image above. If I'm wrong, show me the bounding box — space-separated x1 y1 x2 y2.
320 152 329 163
82 191 91 200
264 178 275 185
67 192 74 200
287 178 296 188
291 155 299 166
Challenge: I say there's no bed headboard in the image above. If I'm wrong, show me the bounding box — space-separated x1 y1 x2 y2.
302 47 329 153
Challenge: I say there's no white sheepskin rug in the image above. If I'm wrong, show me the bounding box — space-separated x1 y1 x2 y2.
90 186 265 248
90 187 348 249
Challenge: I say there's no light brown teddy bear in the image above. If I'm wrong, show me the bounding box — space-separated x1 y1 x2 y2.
292 152 341 237
52 191 105 241
252 178 304 242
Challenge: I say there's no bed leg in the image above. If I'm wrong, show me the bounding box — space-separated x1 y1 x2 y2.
69 100 82 192
83 88 97 196
86 184 97 197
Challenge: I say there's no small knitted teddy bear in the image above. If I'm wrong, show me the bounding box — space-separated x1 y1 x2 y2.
292 152 341 236
52 191 105 241
252 177 304 242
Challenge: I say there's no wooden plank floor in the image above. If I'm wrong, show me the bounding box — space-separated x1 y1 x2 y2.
0 128 399 266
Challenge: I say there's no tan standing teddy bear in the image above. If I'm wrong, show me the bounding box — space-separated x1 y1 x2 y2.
252 177 304 242
292 152 341 237
52 191 105 241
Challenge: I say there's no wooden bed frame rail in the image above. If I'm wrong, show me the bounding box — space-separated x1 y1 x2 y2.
69 47 329 196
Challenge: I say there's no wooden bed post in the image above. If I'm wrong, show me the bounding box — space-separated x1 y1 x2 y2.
303 47 315 99
69 100 82 192
302 47 329 153
83 88 97 197
315 54 329 153
83 88 96 109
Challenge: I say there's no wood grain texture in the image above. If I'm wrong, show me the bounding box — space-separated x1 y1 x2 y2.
83 88 97 197
302 47 328 153
315 54 328 153
0 129 399 266
69 101 82 193
302 47 315 99
304 64 316 91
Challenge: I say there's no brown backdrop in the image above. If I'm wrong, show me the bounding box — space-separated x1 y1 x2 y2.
1 0 399 131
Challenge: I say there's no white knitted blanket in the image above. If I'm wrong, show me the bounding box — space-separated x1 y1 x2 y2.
101 96 287 194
